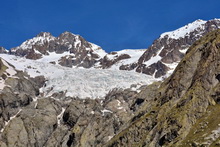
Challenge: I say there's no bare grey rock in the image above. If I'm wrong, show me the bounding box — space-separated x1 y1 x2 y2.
0 47 7 54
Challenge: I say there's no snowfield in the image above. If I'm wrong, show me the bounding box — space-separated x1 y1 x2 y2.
104 49 146 70
160 19 207 39
0 54 158 99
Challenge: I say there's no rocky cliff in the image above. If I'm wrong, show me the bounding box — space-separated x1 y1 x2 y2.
132 19 220 78
106 29 220 147
0 58 43 146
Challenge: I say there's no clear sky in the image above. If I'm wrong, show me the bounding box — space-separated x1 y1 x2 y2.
0 0 220 52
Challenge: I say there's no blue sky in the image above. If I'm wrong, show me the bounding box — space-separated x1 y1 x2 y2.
0 0 220 52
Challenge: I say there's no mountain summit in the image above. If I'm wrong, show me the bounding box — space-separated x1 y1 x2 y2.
10 31 106 68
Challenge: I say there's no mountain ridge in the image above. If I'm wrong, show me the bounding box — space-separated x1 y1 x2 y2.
1 19 220 79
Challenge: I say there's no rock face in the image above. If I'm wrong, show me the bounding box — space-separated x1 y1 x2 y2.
106 29 220 146
0 58 41 145
0 83 149 146
0 57 157 146
10 32 106 68
132 19 220 78
0 47 8 54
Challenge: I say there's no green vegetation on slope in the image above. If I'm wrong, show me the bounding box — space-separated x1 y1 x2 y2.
106 29 220 147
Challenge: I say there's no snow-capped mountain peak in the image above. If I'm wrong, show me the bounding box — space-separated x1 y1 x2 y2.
160 19 207 39
9 31 107 68
133 18 220 78
11 32 56 51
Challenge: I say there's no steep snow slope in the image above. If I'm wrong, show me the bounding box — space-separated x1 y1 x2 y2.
160 19 207 39
12 32 56 51
0 54 158 99
135 19 220 78
99 49 146 70
109 49 146 63
90 43 107 58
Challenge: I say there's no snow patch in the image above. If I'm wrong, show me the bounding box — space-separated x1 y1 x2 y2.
108 135 114 141
143 47 163 67
90 43 107 58
116 100 125 110
117 100 121 106
117 107 124 110
162 62 179 78
179 48 189 54
130 83 143 92
74 35 81 48
101 109 113 116
91 111 95 114
203 126 220 145
0 80 6 90
37 51 72 64
57 108 66 126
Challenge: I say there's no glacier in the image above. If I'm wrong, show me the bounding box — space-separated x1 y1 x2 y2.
0 54 158 99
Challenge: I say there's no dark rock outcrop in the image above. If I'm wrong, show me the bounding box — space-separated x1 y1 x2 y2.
99 54 131 69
